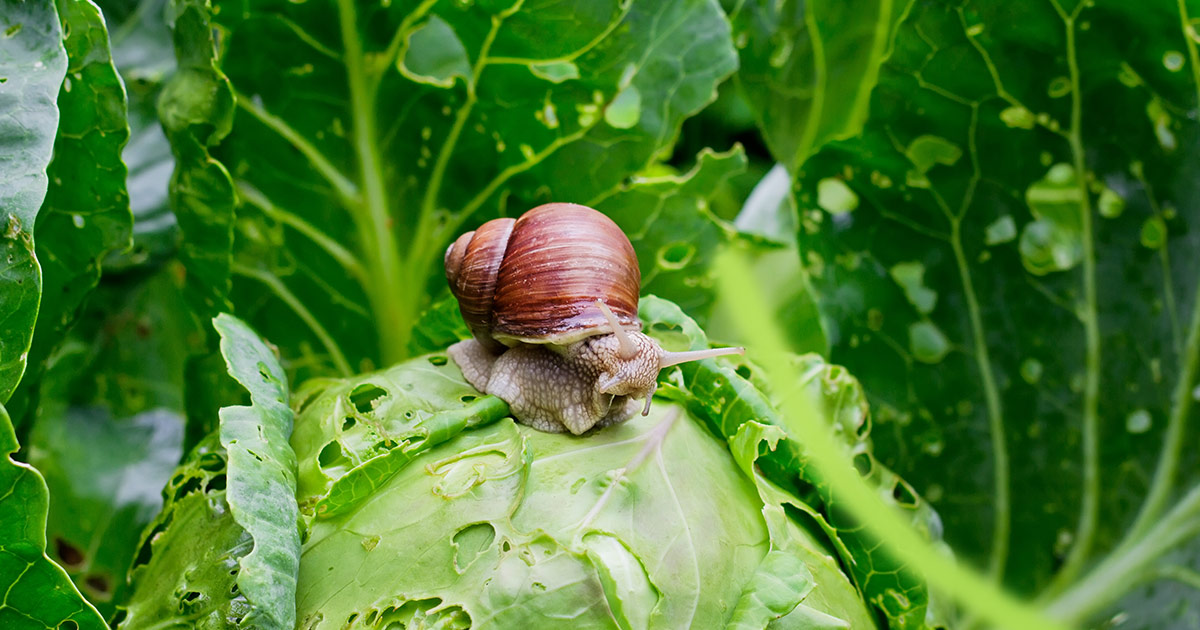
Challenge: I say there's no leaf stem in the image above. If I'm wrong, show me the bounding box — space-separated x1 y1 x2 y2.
231 264 353 376
950 218 1010 581
337 0 408 365
1048 12 1101 591
1046 483 1200 625
234 94 358 204
237 182 368 287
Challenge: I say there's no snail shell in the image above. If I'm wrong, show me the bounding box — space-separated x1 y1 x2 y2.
444 202 642 352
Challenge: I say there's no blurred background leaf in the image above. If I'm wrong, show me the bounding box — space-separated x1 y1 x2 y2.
795 1 1200 616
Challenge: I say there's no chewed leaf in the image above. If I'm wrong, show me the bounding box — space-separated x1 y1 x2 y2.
0 403 107 630
214 313 299 630
0 0 66 402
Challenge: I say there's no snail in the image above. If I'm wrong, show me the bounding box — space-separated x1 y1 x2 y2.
444 202 744 435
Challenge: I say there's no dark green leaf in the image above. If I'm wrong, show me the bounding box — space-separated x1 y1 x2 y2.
27 269 190 618
732 0 909 170
8 0 135 428
596 147 746 317
796 0 1200 610
0 0 66 402
0 402 106 630
160 0 236 315
213 313 299 630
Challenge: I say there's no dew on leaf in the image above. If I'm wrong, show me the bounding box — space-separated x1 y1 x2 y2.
397 16 470 88
1147 99 1176 150
1098 187 1125 218
604 85 642 129
1125 409 1152 434
529 60 580 83
1140 216 1167 249
816 178 857 214
999 105 1035 129
905 135 962 174
1047 76 1072 98
72 214 85 228
1019 165 1084 275
985 215 1017 245
888 262 937 315
657 242 695 270
1163 50 1185 72
909 321 950 364
1020 358 1043 384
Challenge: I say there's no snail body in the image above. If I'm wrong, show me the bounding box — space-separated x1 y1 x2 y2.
445 203 742 435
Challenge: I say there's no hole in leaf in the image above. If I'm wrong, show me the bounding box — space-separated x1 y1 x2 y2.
532 582 546 591
58 622 78 630
460 394 477 403
852 453 872 476
342 416 357 431
429 355 448 366
85 574 111 597
891 480 918 507
349 383 388 413
197 453 225 472
295 389 321 414
453 523 496 571
55 537 84 567
501 540 512 552
735 365 752 380
205 474 227 492
318 442 345 468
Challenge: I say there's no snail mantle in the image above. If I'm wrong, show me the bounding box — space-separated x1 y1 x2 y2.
444 202 743 435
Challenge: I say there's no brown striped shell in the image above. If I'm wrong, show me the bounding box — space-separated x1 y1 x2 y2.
444 203 642 352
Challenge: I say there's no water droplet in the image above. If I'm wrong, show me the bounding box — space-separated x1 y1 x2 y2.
1048 76 1072 98
923 439 944 456
966 23 984 37
72 214 85 228
816 178 857 214
1020 165 1084 275
769 38 793 68
1140 216 1167 249
1163 50 1185 72
1125 409 1151 434
909 321 950 364
1020 358 1044 384
985 215 1017 245
889 262 937 315
999 105 1034 129
604 85 641 129
1098 187 1125 218
518 144 535 160
63 76 71 92
1147 99 1177 150
906 135 962 174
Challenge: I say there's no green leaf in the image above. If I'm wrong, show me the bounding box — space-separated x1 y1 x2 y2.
9 0 134 429
0 402 107 630
731 0 909 170
0 0 66 403
160 0 236 315
102 0 180 270
596 147 745 317
213 313 299 630
639 296 940 628
796 0 1200 611
26 269 190 618
120 437 253 629
725 551 814 629
177 0 737 378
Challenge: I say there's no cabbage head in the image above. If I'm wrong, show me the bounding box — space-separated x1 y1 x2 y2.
121 348 878 629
